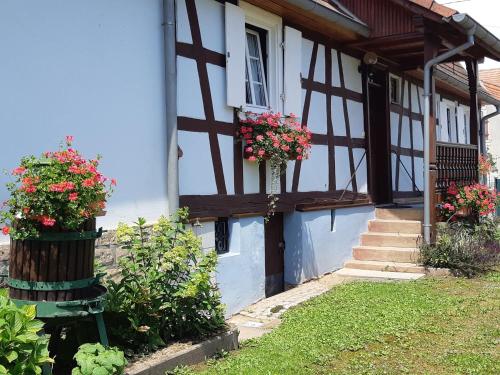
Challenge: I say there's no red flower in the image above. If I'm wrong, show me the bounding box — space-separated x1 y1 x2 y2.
66 135 74 144
83 178 96 187
22 207 30 214
12 166 26 175
257 149 265 156
296 155 303 160
248 156 257 162
2 226 10 235
245 147 253 153
111 179 117 186
41 216 56 227
68 192 78 201
447 182 458 196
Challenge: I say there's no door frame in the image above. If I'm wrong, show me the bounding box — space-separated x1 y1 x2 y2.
364 66 393 205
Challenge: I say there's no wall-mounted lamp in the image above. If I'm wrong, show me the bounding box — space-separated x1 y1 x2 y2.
363 52 378 65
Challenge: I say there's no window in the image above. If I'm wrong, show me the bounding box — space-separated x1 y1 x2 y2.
214 218 229 255
390 76 401 104
245 26 269 108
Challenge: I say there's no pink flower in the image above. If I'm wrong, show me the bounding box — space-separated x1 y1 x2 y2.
111 179 117 186
41 216 56 227
66 135 74 144
296 155 303 160
245 147 253 153
83 178 96 187
68 192 78 201
258 149 265 156
2 226 10 235
12 166 26 175
248 156 257 162
296 147 303 153
256 135 264 141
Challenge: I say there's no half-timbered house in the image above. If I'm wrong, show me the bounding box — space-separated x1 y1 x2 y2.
1 0 499 315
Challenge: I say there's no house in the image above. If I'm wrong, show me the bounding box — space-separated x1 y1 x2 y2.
1 0 499 316
479 68 500 189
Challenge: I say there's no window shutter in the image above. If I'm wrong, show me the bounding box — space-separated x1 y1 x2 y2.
225 3 246 108
284 26 302 116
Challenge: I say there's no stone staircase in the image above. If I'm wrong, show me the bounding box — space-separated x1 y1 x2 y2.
336 207 427 281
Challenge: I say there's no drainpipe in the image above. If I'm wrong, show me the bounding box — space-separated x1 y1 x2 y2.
479 106 499 184
163 0 179 214
480 105 499 155
423 32 475 244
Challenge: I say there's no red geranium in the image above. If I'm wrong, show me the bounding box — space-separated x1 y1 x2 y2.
441 181 499 220
0 137 115 239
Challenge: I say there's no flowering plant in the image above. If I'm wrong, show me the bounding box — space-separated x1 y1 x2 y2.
440 181 499 221
238 111 312 166
238 111 312 219
0 137 115 239
479 153 497 176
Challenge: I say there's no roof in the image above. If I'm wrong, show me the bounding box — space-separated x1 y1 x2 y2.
408 0 456 18
316 0 366 25
479 69 500 101
434 62 500 105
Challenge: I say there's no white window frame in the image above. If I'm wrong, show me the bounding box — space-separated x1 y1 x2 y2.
389 74 402 105
245 28 269 108
240 1 283 114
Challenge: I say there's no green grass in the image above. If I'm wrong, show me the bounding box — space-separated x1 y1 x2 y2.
187 273 500 375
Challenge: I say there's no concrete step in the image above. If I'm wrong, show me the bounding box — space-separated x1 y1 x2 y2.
361 232 421 248
376 208 423 221
335 268 425 281
344 259 426 273
353 246 420 263
368 219 421 234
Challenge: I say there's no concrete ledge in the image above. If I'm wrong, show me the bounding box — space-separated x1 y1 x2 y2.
125 326 239 375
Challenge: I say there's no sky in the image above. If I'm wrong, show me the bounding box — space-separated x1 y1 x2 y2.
437 0 500 70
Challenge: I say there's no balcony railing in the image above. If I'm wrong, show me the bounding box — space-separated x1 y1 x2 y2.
436 142 478 193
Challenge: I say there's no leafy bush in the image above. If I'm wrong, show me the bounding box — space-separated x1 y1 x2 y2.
420 219 500 277
72 343 127 375
0 290 53 374
105 209 225 354
0 136 115 240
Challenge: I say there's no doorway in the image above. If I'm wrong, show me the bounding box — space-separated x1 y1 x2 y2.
367 68 393 205
264 213 285 297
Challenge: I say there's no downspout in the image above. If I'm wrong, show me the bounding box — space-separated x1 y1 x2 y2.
423 32 475 244
479 105 500 184
480 105 499 155
163 0 179 213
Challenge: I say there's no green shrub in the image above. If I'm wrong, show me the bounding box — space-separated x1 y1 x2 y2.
72 343 127 375
0 290 53 374
105 208 225 354
420 218 500 277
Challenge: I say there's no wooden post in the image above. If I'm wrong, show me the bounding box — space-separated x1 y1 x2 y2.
424 33 439 242
466 59 480 147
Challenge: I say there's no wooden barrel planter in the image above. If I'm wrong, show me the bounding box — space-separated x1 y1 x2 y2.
8 219 103 304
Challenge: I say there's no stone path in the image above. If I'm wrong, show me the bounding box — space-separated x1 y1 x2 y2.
228 272 345 341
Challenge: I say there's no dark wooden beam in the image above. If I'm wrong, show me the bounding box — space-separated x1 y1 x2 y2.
465 59 480 146
348 32 422 49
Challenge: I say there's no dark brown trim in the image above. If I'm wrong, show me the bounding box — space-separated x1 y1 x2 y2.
389 104 423 121
233 111 244 195
392 191 423 199
185 0 227 195
305 80 363 103
408 81 416 191
325 47 335 191
259 163 266 194
311 133 366 148
391 147 423 158
337 51 357 192
176 42 225 67
178 117 235 136
292 41 318 192
181 191 370 218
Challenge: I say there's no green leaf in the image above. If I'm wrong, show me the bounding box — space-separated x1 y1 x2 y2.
4 350 18 363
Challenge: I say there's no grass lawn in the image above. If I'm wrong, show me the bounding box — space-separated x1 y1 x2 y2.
187 273 500 375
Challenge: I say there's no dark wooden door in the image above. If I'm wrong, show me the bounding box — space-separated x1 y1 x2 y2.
367 68 393 204
264 213 285 297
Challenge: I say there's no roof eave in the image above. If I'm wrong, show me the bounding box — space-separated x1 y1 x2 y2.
446 13 500 61
283 0 370 37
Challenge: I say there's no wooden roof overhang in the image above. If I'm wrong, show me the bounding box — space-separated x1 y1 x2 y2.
344 0 500 71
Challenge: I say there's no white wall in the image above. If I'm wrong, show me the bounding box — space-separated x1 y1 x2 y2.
214 216 266 317
0 0 168 240
284 206 375 285
484 104 500 188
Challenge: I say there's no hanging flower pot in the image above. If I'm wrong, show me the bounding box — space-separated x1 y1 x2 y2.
1 136 116 303
238 111 312 218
